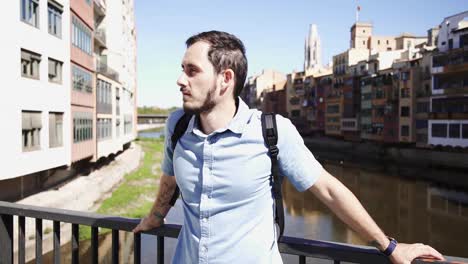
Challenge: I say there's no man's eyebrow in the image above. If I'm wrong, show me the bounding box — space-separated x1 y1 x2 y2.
182 63 201 70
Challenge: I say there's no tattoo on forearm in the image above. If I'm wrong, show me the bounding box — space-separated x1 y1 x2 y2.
153 210 165 220
154 180 176 215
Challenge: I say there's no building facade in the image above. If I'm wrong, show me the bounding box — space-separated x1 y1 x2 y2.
0 0 137 201
429 11 468 148
1 0 71 194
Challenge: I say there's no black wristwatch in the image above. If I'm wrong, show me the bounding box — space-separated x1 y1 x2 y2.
381 236 398 256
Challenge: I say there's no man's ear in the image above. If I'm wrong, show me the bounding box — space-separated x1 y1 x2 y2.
220 69 235 95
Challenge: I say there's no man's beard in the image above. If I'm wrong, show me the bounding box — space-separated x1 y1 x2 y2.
183 86 216 115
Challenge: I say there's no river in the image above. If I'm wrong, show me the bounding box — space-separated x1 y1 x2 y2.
31 131 468 263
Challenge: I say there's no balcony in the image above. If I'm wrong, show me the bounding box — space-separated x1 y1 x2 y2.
433 80 468 95
96 58 119 82
94 28 107 49
432 47 468 72
295 88 305 96
290 96 300 105
4 201 459 264
429 112 468 120
94 0 106 18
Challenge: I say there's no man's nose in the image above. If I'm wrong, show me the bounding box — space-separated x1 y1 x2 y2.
177 72 188 88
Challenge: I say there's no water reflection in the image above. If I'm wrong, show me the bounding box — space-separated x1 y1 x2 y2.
29 160 468 263
282 160 468 258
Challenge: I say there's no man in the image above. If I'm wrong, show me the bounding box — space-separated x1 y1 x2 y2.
133 31 444 263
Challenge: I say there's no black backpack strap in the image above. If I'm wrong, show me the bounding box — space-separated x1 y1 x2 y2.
169 113 193 206
261 113 284 240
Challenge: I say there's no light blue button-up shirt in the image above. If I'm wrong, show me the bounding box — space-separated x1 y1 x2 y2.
161 98 323 264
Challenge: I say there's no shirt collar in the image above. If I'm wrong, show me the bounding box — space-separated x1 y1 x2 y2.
185 97 252 136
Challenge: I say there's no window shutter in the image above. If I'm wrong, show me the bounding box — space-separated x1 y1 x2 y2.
49 60 57 77
31 112 42 129
49 113 56 146
22 112 32 130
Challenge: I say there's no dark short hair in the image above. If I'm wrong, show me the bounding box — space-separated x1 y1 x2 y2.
186 31 248 98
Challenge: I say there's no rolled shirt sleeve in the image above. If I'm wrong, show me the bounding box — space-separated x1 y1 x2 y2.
276 115 324 192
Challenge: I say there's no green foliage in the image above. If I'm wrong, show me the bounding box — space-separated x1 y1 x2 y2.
79 138 165 241
138 106 179 115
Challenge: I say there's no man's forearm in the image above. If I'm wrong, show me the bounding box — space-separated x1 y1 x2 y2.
150 173 178 220
309 170 390 251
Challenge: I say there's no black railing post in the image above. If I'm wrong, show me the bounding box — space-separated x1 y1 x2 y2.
53 221 61 264
71 224 79 264
36 218 43 264
0 214 13 264
18 216 25 264
299 255 305 264
112 229 119 264
134 233 141 264
157 236 164 264
91 227 99 264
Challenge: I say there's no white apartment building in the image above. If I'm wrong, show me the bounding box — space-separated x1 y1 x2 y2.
429 11 468 148
95 0 137 159
0 0 71 180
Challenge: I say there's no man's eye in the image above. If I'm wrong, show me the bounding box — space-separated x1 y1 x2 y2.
187 68 196 76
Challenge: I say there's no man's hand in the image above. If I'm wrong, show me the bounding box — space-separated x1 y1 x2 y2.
389 243 445 264
132 212 164 233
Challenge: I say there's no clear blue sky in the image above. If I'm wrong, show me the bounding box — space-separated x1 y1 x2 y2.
135 0 467 108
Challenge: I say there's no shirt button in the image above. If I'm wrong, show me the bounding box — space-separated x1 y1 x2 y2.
202 246 208 252
202 217 208 223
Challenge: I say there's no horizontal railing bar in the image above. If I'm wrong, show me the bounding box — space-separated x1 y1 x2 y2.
0 202 465 264
0 202 179 237
279 236 388 263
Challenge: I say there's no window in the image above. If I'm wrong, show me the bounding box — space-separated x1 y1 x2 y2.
21 49 41 79
48 58 63 83
124 115 133 134
291 110 300 118
97 118 112 141
401 126 409 137
116 88 120 115
72 16 92 54
386 40 389 44
48 1 62 37
116 118 120 138
377 40 381 45
375 106 385 117
416 120 428 129
416 102 429 113
97 79 112 113
49 112 63 148
327 105 340 114
22 111 42 151
463 124 468 139
72 65 93 93
73 113 93 143
432 123 447 138
21 0 39 28
401 88 410 98
449 124 460 138
448 39 453 50
401 106 410 117
401 72 410 81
